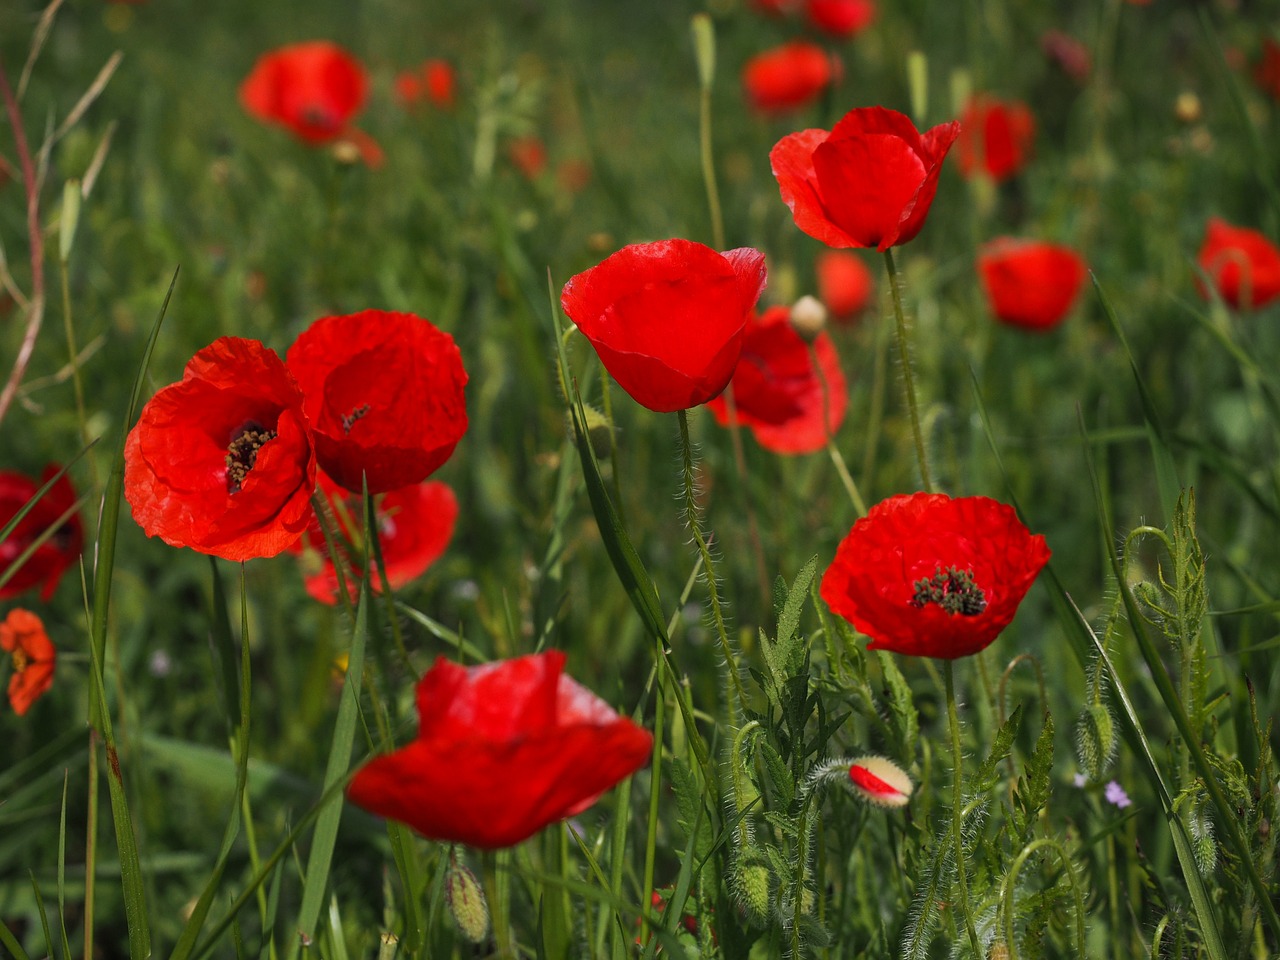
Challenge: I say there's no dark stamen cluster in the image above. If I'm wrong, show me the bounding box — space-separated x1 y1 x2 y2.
226 423 277 494
342 404 371 434
911 566 987 616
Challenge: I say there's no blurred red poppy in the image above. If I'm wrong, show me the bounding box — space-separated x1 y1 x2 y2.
742 42 837 115
706 305 846 454
396 59 457 109
287 311 467 494
816 251 875 322
292 471 458 604
956 95 1035 181
804 0 876 38
1 608 55 715
1256 40 1280 101
561 239 768 412
240 41 368 145
347 650 653 848
508 136 548 179
820 492 1050 659
771 106 960 251
1041 31 1092 85
1197 218 1280 310
751 0 799 15
0 467 82 600
124 337 316 561
978 238 1087 332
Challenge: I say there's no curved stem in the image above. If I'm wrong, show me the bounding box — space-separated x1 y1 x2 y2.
944 660 983 958
809 341 866 517
882 248 933 492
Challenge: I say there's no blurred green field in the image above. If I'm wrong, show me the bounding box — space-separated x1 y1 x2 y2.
2 0 1280 957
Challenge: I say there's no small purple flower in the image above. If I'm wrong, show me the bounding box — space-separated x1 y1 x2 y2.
1104 780 1132 809
1072 772 1087 788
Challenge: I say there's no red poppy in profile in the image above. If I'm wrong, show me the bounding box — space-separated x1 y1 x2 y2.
124 337 316 561
286 310 468 495
955 95 1036 182
742 42 837 115
1256 40 1280 101
347 650 653 848
240 41 368 145
0 467 82 600
706 305 846 454
292 471 458 604
396 59 457 109
978 238 1087 332
771 106 961 251
816 251 875 322
1 608 55 715
1197 218 1280 310
820 492 1050 659
804 0 876 38
561 239 768 412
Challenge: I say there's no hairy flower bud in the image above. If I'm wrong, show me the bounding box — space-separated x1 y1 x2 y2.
1075 700 1116 781
445 860 490 944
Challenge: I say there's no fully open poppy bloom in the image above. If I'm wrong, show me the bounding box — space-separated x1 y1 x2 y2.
395 59 457 110
0 467 82 600
292 471 458 604
978 238 1087 331
1 608 55 715
1197 218 1280 310
816 251 875 322
286 310 468 494
804 0 876 38
561 239 768 412
955 95 1036 182
706 305 846 454
742 42 837 115
821 492 1050 659
124 337 316 561
771 106 961 251
240 41 368 145
347 650 653 848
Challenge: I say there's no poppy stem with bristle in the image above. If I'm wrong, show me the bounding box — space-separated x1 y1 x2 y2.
882 248 934 492
944 660 984 958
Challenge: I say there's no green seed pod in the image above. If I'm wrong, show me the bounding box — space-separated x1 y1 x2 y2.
1075 700 1115 781
445 860 489 944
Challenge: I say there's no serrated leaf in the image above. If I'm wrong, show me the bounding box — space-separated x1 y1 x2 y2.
1013 714 1054 844
876 652 919 762
975 704 1023 796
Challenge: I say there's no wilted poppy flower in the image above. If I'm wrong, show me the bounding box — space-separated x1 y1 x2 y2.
124 337 316 561
706 305 846 454
347 650 653 848
742 42 837 115
804 0 876 38
1197 218 1280 310
396 59 457 109
240 41 368 145
978 238 1087 331
1041 30 1092 85
1256 40 1280 101
955 95 1036 181
292 471 458 604
561 239 768 412
816 251 875 322
771 106 961 251
286 310 468 494
0 467 82 600
820 492 1050 659
1 608 55 715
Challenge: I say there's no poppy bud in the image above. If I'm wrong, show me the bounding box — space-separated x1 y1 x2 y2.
988 940 1010 960
906 50 928 123
1174 91 1202 125
60 180 81 263
733 856 773 925
847 755 913 808
445 859 489 944
1074 700 1115 781
691 14 715 91
789 294 828 343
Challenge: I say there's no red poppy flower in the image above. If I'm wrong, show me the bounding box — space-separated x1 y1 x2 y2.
286 310 468 494
978 238 1087 332
0 467 82 600
1041 31 1092 85
124 337 316 561
706 305 846 454
240 41 368 145
816 251 875 322
742 42 837 115
292 472 458 604
1197 218 1280 310
751 0 799 15
771 106 961 251
1256 40 1280 101
508 136 548 179
955 95 1036 182
820 492 1050 659
347 650 653 849
396 58 457 110
560 239 768 412
804 0 876 38
1 608 55 715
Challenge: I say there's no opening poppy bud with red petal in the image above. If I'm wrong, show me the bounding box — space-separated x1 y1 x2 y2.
1196 217 1280 310
847 755 913 809
978 237 1087 332
955 94 1036 182
1 608 56 716
124 337 317 562
560 239 768 412
742 42 838 115
0 466 82 601
771 106 961 251
346 650 653 849
286 310 468 494
820 492 1050 659
240 41 369 145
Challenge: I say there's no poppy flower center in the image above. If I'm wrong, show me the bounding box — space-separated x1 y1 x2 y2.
302 104 337 131
225 422 278 494
910 565 987 616
11 648 29 672
342 404 371 434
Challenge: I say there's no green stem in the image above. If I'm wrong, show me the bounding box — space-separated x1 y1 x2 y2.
809 341 866 516
694 17 725 252
641 667 664 946
882 248 933 492
943 660 982 959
